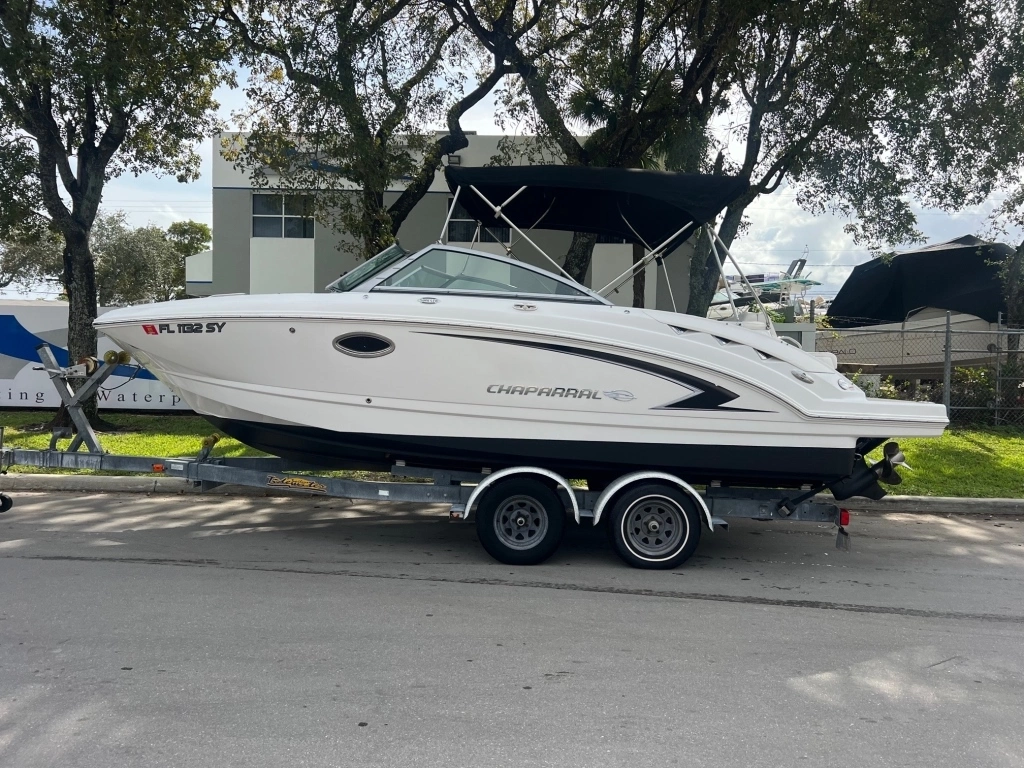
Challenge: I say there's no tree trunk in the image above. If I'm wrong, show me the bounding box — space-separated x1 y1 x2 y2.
632 243 646 308
362 187 392 259
686 204 746 317
686 234 715 316
563 231 597 285
54 227 108 429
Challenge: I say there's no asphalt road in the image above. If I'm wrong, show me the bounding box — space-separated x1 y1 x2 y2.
0 491 1022 768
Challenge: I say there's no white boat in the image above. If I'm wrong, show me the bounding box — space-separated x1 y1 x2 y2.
707 257 821 320
815 308 1000 377
95 166 948 502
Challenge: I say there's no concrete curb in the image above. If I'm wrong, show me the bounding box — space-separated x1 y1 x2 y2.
0 473 289 497
834 495 1024 516
1 473 1022 515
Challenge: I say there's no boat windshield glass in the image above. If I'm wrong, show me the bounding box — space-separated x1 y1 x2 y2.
374 248 592 299
326 243 408 292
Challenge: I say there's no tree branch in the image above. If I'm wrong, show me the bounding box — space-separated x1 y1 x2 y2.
376 21 459 141
386 58 508 228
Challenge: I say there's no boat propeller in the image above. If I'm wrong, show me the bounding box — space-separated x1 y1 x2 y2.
868 441 912 486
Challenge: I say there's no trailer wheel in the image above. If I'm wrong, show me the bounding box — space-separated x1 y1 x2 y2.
608 484 701 569
0 493 12 514
475 478 565 565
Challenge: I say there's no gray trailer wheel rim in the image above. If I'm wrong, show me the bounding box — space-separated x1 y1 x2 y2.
622 495 688 560
494 494 549 551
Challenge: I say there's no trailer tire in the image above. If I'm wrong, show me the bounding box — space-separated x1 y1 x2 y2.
0 493 11 514
475 478 565 565
608 483 701 569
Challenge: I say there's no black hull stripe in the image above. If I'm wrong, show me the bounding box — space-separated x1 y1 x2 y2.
420 331 768 412
204 418 853 485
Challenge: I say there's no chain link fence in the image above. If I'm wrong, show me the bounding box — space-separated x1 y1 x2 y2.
816 317 1024 427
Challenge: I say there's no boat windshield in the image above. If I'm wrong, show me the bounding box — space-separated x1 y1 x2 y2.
326 243 409 292
373 248 596 301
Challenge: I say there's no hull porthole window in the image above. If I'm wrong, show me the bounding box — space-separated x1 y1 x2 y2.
333 333 394 358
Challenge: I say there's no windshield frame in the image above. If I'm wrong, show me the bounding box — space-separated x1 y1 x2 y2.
346 245 611 305
325 243 409 292
371 286 603 303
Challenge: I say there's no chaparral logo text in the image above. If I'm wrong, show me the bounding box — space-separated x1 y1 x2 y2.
487 385 602 399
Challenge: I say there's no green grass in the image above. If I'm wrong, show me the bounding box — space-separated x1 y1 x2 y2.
866 428 1024 498
0 410 410 482
3 410 1024 497
0 409 264 474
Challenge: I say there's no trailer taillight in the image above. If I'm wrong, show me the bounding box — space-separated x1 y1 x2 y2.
839 509 850 526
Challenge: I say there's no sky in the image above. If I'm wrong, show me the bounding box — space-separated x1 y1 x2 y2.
6 78 1020 303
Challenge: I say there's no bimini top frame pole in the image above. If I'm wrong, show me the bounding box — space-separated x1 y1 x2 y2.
710 228 775 335
437 184 462 244
465 184 574 280
706 227 739 321
597 221 695 296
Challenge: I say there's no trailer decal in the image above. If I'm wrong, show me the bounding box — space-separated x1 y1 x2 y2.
266 475 328 493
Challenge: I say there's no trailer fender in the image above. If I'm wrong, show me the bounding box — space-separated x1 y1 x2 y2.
461 467 581 524
592 472 713 531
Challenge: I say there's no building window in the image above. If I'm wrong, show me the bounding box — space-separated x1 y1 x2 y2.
252 193 315 238
447 198 510 244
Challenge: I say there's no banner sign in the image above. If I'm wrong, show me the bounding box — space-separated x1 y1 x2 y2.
1 300 189 410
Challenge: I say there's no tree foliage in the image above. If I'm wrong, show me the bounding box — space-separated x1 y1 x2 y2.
91 213 186 305
0 214 210 304
0 0 230 420
679 0 1024 315
0 227 62 292
166 220 212 260
224 0 505 259
446 0 754 285
443 0 1024 315
165 219 212 296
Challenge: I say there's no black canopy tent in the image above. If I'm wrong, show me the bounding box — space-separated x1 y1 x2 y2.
826 236 1014 328
443 165 749 253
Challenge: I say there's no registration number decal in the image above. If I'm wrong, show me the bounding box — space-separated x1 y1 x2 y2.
142 322 226 335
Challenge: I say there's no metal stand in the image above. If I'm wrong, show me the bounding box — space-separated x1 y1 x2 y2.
35 344 119 453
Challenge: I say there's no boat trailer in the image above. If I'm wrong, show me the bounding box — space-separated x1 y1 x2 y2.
0 347 851 568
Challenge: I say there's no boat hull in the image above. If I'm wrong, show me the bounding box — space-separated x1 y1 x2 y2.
816 310 999 377
94 291 948 489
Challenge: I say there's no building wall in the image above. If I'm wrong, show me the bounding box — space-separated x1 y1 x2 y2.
313 219 362 292
185 249 213 297
211 188 252 295
249 238 317 294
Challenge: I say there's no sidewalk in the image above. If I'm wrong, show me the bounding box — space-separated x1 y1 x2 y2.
2 472 1022 515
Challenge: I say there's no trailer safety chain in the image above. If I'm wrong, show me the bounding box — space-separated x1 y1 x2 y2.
98 364 141 392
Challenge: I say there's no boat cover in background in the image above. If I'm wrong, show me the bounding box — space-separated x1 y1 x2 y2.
826 235 1015 328
445 165 748 252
